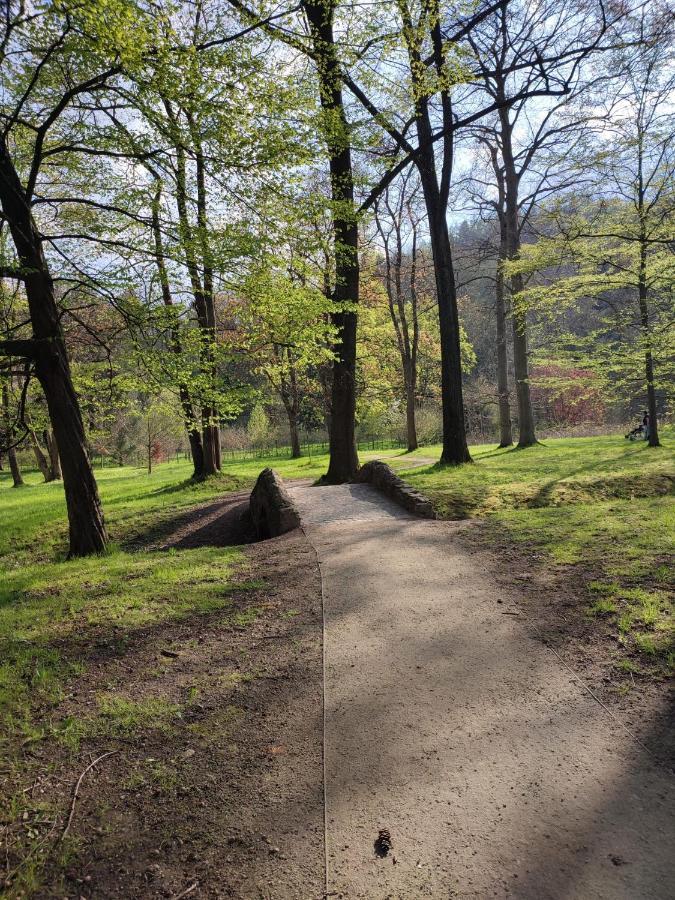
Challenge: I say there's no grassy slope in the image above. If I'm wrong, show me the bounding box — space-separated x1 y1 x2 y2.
399 432 674 674
0 463 254 748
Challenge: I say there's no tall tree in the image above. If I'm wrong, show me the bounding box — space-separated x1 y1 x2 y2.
465 0 611 447
511 33 675 447
373 172 425 451
0 0 135 552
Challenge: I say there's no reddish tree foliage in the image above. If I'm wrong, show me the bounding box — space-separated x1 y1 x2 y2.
530 365 605 426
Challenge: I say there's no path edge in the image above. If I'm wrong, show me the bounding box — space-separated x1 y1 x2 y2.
355 460 436 518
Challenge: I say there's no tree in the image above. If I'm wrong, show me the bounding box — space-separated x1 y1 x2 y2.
373 172 426 451
237 267 336 457
464 0 613 448
226 0 361 481
511 32 675 447
1 380 24 487
0 1 157 553
247 402 270 449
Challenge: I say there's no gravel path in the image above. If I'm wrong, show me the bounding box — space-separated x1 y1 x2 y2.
288 482 674 900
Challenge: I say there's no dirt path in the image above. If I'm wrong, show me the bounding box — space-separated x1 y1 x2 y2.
288 482 674 900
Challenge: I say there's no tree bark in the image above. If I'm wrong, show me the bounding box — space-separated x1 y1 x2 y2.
638 244 660 447
289 412 301 458
2 384 24 487
8 444 23 487
304 0 359 482
498 103 537 448
495 218 513 448
399 0 471 464
636 141 660 448
418 176 471 464
405 369 418 451
0 137 106 554
44 428 62 479
280 359 302 458
165 106 220 477
151 182 205 478
375 186 420 453
29 427 52 481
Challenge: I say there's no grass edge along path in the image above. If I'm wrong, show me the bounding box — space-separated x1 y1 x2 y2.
401 432 674 680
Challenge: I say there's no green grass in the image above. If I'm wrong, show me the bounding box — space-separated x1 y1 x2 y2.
0 462 261 753
401 431 674 674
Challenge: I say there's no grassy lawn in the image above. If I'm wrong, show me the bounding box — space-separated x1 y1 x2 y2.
399 432 674 676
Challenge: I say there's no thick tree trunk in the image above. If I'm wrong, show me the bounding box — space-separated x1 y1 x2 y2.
202 412 219 476
0 137 106 555
186 423 205 477
304 0 359 483
289 413 301 459
281 364 302 459
495 224 513 448
44 429 62 479
418 173 471 464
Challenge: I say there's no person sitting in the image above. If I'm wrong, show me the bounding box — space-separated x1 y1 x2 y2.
625 411 650 440
642 411 651 441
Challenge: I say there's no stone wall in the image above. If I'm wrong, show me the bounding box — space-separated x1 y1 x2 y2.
249 468 301 539
355 460 436 519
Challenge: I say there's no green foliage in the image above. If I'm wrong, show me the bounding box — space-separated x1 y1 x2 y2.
246 402 270 448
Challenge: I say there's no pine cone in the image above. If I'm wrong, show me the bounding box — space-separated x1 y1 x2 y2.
374 828 392 857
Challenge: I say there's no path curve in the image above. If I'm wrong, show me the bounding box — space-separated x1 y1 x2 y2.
288 482 674 900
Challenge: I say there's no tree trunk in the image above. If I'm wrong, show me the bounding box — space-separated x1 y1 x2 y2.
281 363 302 459
289 413 301 459
44 428 62 479
405 371 418 451
638 243 660 447
2 384 24 487
511 291 536 447
8 445 23 487
418 173 472 464
400 3 471 465
151 182 205 478
499 106 536 448
495 224 513 448
213 424 222 470
202 412 219 476
0 137 106 555
29 428 52 481
304 0 359 483
186 421 205 477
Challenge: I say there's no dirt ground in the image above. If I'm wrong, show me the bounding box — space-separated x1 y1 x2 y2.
8 496 325 900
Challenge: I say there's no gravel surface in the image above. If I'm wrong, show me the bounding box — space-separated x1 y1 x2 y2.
289 482 675 900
